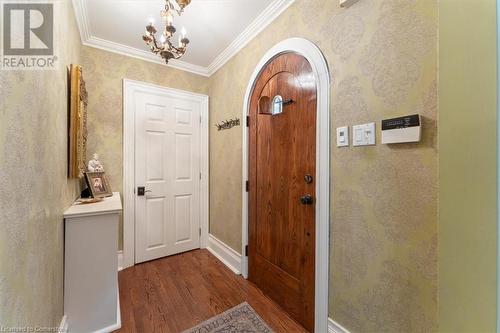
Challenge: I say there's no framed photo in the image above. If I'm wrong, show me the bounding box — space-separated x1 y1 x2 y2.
68 64 88 178
84 172 112 198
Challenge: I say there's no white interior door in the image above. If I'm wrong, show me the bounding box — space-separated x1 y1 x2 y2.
134 87 202 264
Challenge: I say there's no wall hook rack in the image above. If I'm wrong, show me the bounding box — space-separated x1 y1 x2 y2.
216 118 240 131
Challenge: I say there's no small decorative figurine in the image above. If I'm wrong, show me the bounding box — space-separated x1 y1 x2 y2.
88 153 104 172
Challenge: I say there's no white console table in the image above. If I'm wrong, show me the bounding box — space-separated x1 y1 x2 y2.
63 192 122 333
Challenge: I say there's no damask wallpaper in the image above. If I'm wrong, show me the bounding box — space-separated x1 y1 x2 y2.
82 47 209 248
0 1 82 328
4 0 498 331
209 1 437 332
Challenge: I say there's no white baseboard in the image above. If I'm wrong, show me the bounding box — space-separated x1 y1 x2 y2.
117 250 123 271
58 315 68 333
207 238 345 332
207 234 242 274
328 317 351 333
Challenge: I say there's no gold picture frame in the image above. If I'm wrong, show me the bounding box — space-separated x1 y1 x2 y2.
68 64 88 178
84 172 113 198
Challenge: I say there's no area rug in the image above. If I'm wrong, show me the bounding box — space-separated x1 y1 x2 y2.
182 302 274 333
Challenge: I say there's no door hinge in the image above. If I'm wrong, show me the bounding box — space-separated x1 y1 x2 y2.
200 115 202 123
199 227 202 236
246 115 250 127
200 172 202 180
245 180 249 192
245 245 248 256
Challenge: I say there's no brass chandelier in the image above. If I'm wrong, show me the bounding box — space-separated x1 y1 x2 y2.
142 0 191 64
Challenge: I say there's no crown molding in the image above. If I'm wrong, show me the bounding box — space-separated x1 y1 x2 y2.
84 36 210 77
72 0 91 42
71 0 295 78
206 0 295 76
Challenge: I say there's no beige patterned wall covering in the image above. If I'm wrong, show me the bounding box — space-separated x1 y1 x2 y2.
0 1 82 328
208 1 438 331
82 47 209 248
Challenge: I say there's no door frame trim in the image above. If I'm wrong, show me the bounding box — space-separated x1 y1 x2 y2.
241 38 330 332
122 78 209 269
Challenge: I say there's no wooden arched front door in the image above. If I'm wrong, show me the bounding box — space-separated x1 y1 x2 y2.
248 53 316 332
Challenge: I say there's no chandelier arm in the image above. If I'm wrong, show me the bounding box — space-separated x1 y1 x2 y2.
165 39 184 54
150 35 162 52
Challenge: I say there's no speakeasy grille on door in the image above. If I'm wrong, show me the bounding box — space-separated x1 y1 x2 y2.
258 95 295 115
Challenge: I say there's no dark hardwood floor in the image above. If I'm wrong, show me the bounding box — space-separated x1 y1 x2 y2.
115 249 308 333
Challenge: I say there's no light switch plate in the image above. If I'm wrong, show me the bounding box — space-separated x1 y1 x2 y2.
336 126 349 147
352 122 376 146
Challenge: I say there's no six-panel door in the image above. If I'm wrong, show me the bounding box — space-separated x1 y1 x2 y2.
134 89 201 263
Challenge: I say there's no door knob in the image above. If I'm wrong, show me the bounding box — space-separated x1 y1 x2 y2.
137 186 145 196
137 186 152 196
300 194 314 205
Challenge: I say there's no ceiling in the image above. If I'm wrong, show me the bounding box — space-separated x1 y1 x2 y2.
73 0 295 76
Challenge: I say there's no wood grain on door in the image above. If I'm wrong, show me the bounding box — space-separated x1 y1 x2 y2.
248 53 317 332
